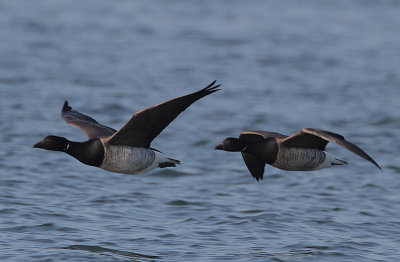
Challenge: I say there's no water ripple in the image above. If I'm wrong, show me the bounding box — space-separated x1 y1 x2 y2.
65 245 160 261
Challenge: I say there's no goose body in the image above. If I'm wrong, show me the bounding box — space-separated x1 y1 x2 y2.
271 147 346 171
99 142 178 174
215 128 381 181
33 81 220 174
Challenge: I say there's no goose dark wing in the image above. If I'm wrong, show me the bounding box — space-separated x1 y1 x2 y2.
281 128 381 169
106 81 220 147
279 128 331 150
239 131 287 142
241 152 266 181
61 101 116 139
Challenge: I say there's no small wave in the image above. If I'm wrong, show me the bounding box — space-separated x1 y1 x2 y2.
190 139 210 147
240 209 265 214
4 223 78 233
150 169 190 178
386 165 400 172
166 200 206 206
371 116 399 126
359 183 384 189
65 245 160 260
304 245 329 250
0 77 29 84
359 211 376 217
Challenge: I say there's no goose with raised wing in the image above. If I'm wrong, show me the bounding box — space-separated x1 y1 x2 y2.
33 81 220 174
215 128 381 181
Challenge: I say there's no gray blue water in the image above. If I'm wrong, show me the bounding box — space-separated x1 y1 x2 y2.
1 1 400 261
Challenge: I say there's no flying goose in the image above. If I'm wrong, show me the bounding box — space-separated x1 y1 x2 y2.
33 81 220 174
215 128 381 181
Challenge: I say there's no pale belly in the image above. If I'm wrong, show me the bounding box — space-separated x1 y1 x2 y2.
272 148 326 171
99 146 156 175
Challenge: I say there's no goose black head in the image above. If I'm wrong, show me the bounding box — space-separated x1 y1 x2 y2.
33 136 70 152
214 137 246 152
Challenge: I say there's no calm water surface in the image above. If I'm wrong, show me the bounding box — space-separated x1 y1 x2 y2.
1 1 400 261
